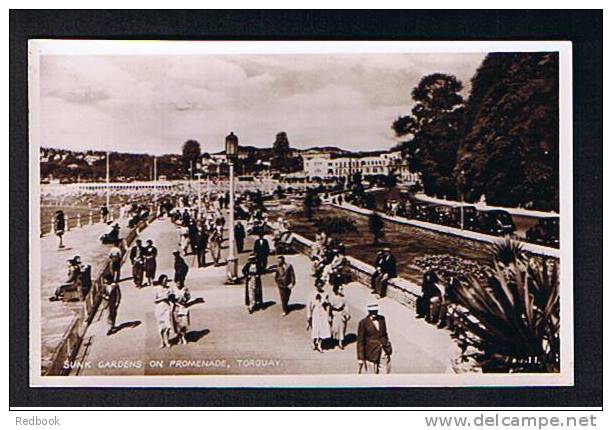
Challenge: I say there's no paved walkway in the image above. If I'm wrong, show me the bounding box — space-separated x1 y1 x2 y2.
40 218 129 373
72 217 455 376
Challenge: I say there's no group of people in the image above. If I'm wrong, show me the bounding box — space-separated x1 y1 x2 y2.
128 239 159 288
370 248 397 298
49 255 91 301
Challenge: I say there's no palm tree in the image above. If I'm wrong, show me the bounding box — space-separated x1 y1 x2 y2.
453 239 560 373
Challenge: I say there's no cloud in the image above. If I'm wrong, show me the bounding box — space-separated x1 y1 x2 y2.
38 52 486 155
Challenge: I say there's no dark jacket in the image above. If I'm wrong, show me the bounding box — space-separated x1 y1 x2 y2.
357 315 392 363
379 254 397 277
174 255 189 282
274 263 296 289
129 245 143 263
253 238 270 256
234 223 246 240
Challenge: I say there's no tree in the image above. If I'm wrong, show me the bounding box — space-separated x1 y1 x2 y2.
368 212 385 245
302 188 320 220
181 140 201 176
271 132 293 173
392 73 465 199
455 53 559 210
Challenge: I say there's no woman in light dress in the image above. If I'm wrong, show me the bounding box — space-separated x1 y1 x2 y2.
329 283 350 349
307 279 331 352
171 282 191 345
153 274 173 349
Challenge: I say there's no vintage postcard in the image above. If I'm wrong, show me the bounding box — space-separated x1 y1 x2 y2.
28 40 573 387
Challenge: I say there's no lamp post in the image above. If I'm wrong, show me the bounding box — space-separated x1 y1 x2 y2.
105 151 111 211
194 172 203 219
459 169 465 230
225 131 239 283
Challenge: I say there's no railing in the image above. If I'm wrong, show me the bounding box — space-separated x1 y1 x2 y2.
288 231 422 308
43 213 157 376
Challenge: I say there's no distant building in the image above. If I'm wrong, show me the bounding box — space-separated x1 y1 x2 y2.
301 149 419 183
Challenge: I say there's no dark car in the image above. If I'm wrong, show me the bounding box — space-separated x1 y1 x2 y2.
476 210 516 236
427 205 454 225
411 201 434 221
526 217 559 247
451 205 478 229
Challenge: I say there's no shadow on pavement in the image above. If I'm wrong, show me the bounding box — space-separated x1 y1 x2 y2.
186 328 210 343
111 320 142 334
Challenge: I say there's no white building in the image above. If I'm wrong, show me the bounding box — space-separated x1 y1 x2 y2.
301 149 419 183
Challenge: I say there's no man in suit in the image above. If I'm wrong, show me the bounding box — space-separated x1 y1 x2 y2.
129 239 144 288
274 255 296 316
372 248 397 298
234 221 246 253
357 303 392 374
195 225 209 268
253 233 270 273
173 250 189 288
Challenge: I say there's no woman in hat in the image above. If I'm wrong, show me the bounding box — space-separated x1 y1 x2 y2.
329 283 350 349
52 210 66 249
171 277 191 345
153 274 173 348
307 278 331 352
143 239 158 287
242 255 262 313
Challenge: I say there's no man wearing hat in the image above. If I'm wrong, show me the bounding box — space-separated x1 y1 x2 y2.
371 248 397 298
357 303 392 374
50 256 83 301
129 239 145 288
173 249 189 288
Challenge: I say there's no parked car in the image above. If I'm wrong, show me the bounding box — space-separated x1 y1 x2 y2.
411 201 434 221
427 205 454 225
451 205 478 230
526 217 559 247
475 210 516 236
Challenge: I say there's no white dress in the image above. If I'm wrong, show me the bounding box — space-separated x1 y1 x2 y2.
307 291 331 340
154 286 172 332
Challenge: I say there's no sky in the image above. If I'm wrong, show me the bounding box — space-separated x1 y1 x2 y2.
39 53 486 155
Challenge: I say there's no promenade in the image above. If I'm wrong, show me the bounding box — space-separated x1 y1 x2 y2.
40 217 129 373
71 217 456 376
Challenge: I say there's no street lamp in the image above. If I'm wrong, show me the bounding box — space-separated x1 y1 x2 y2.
194 172 203 219
459 169 465 230
225 131 239 283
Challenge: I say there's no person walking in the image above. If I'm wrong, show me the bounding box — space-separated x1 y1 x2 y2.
329 283 350 349
143 239 158 287
102 275 122 335
173 250 189 288
195 225 209 268
307 279 331 352
108 241 122 283
209 227 222 266
171 281 191 345
52 210 66 249
153 274 173 349
357 303 392 374
129 239 144 288
274 255 296 316
253 233 270 273
242 255 263 314
100 205 109 224
234 221 246 254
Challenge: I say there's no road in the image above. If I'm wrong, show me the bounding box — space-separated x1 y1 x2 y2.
71 217 455 376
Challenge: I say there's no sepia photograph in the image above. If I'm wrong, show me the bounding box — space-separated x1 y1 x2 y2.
27 40 573 388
